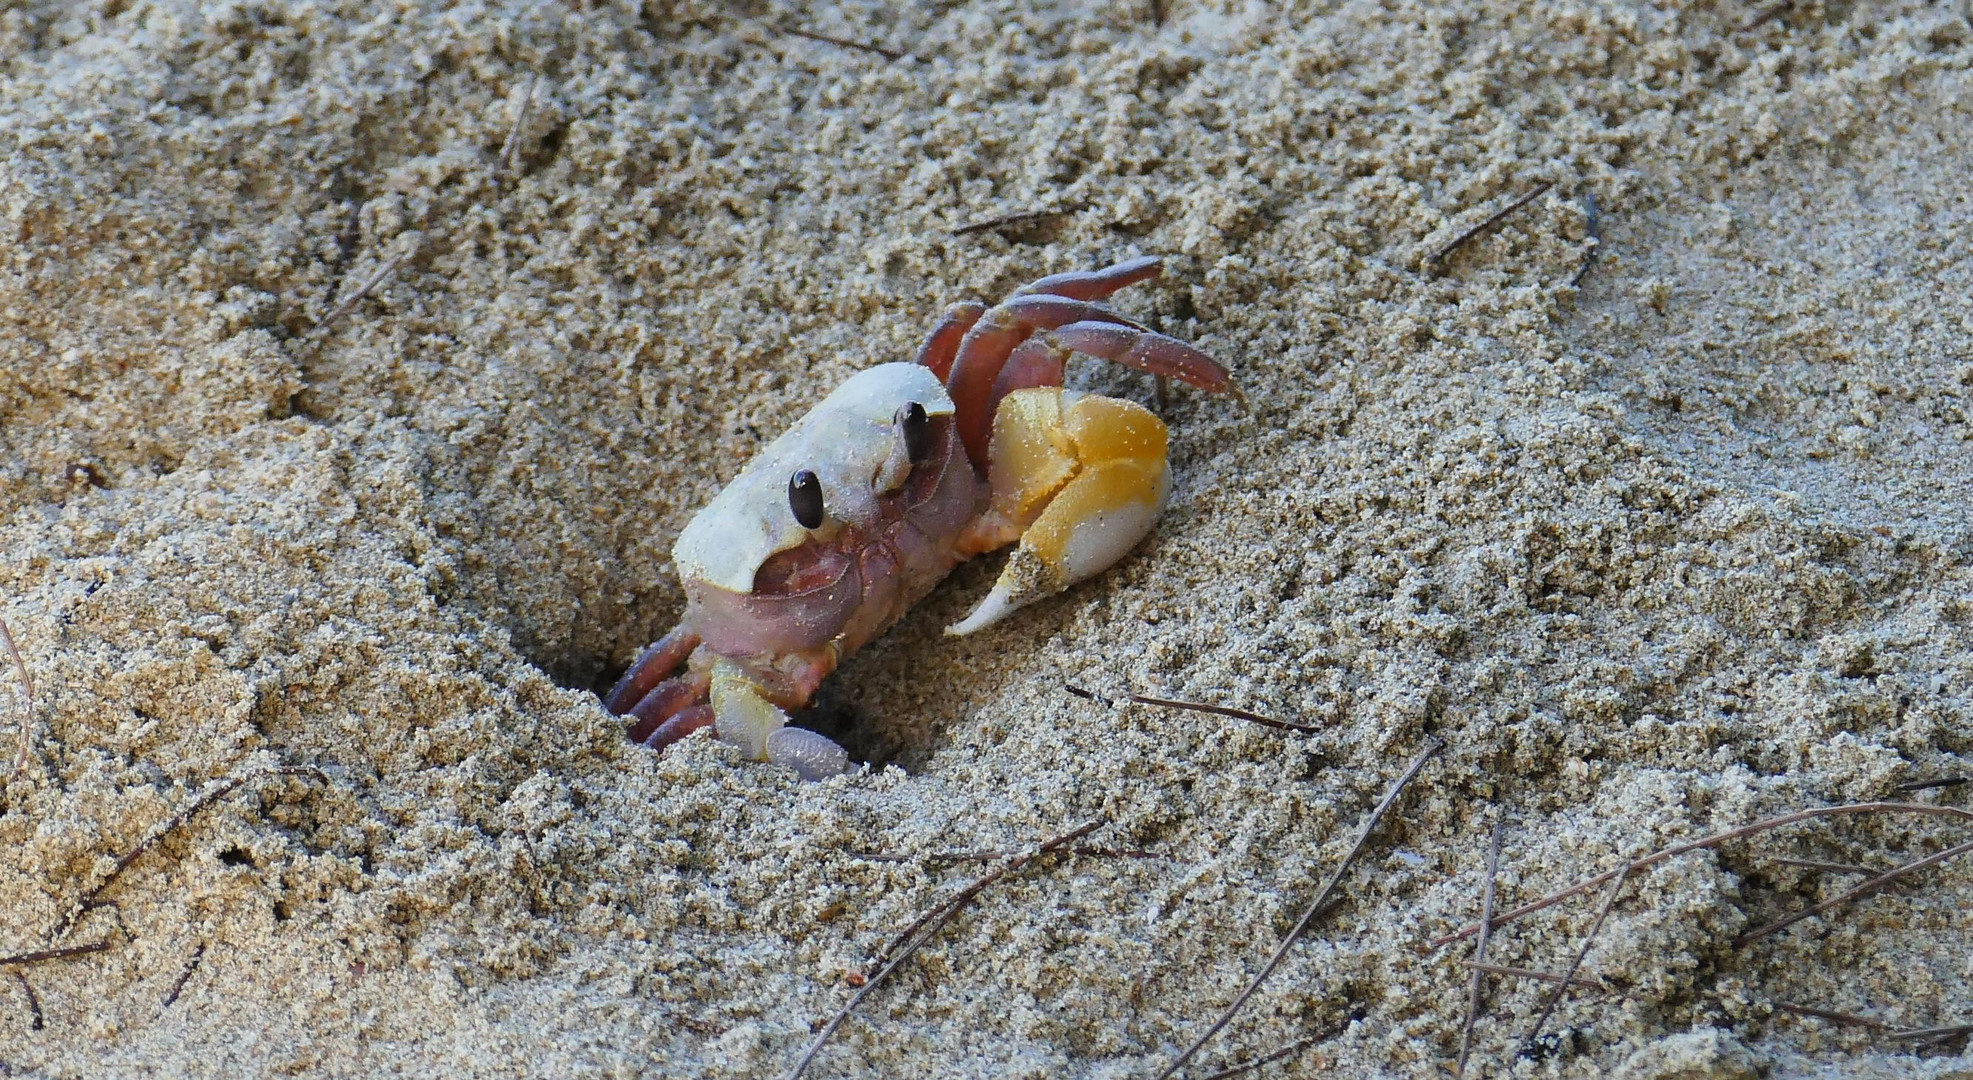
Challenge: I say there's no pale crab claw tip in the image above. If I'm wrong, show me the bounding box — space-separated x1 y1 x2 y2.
946 583 1021 636
765 726 851 780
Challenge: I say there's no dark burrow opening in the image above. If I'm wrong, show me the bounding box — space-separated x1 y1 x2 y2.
566 553 1009 777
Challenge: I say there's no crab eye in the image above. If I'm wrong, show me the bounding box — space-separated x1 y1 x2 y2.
896 401 931 464
788 469 825 529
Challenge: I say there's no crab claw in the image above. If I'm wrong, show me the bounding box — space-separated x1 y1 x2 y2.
607 629 848 779
708 660 849 780
948 388 1171 635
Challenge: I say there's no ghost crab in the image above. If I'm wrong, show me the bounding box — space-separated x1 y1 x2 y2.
602 256 1232 778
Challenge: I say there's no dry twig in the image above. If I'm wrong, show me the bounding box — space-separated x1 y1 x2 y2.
1426 181 1553 273
950 207 1074 237
310 249 413 341
0 941 111 967
1430 802 1973 949
857 845 1167 865
1734 837 1973 948
1 616 33 777
1154 739 1444 1080
1195 1031 1332 1080
1568 191 1600 289
498 75 539 175
13 971 40 1030
776 24 907 61
1893 776 1967 794
159 942 206 1012
1066 686 1322 735
1467 961 1606 991
1519 864 1629 1058
1456 819 1507 1077
1774 1003 1972 1047
1773 1002 1899 1030
60 766 326 936
1892 1023 1973 1043
1768 857 1883 876
785 819 1105 1080
868 819 1106 967
1916 1030 1972 1052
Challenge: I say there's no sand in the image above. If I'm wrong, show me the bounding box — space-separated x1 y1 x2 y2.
0 0 1968 1076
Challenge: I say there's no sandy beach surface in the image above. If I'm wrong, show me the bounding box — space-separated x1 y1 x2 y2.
0 1 1968 1076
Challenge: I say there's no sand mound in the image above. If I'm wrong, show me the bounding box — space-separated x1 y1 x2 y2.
0 1 1967 1076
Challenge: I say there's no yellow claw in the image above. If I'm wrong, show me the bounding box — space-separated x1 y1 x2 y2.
949 389 1172 635
708 659 788 760
709 660 848 778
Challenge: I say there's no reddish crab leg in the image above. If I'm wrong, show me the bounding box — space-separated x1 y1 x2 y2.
603 624 700 714
988 338 1068 419
997 294 1147 332
947 261 1170 465
644 704 716 752
1046 322 1233 392
947 317 1034 466
624 671 712 744
947 301 1148 466
1016 254 1164 300
912 301 985 382
947 260 1232 465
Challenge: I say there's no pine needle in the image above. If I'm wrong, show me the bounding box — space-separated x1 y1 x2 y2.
0 616 33 777
1518 864 1628 1058
1430 802 1973 949
1154 738 1443 1080
1455 818 1506 1076
784 819 1105 1080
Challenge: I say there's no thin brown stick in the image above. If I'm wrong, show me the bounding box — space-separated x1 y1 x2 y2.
1195 1031 1332 1080
60 766 327 936
1426 181 1554 272
776 24 906 61
861 845 1168 865
785 819 1105 1080
950 207 1073 237
66 774 245 929
1155 739 1444 1080
1456 819 1507 1077
1734 837 1973 948
1892 1023 1973 1042
1567 191 1600 289
869 819 1109 966
498 75 539 175
1735 0 1793 33
1467 961 1605 991
1773 1002 1899 1030
0 941 112 967
1519 864 1628 1058
310 249 412 340
159 942 206 1011
1769 857 1881 876
1430 802 1973 948
13 971 41 1030
1773 1004 1972 1047
1066 686 1322 735
1914 1029 1973 1051
0 616 34 777
1893 776 1968 793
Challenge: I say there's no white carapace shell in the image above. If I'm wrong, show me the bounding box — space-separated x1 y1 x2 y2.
673 363 957 594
